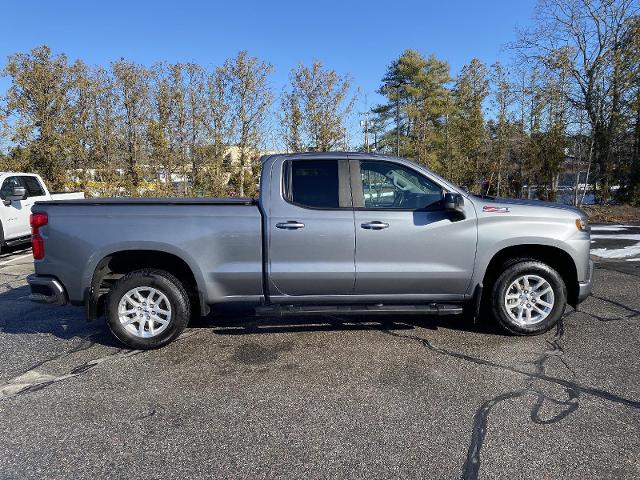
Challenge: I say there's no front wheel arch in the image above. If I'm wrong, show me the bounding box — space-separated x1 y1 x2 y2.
482 245 578 308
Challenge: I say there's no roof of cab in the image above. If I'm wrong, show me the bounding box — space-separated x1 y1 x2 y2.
260 151 406 164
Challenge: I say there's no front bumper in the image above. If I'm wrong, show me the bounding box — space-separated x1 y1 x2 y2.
27 274 68 305
577 259 594 303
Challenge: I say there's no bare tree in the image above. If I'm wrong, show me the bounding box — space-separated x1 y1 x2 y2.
281 61 356 152
517 0 639 200
3 46 73 189
184 63 207 192
202 63 234 195
228 51 273 197
112 59 150 193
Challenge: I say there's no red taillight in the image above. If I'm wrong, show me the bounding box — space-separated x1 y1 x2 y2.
30 213 48 230
30 213 48 260
32 235 45 260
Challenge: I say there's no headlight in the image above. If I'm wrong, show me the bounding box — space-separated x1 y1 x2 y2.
576 218 589 232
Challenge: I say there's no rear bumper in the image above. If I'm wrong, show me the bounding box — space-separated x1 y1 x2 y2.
577 259 594 304
27 274 68 306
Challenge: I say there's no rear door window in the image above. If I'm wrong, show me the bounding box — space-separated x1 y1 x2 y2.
20 176 46 197
285 160 340 209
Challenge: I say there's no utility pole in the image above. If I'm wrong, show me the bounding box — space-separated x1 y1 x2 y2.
360 117 370 152
359 117 376 153
373 127 378 152
359 93 372 152
396 85 400 156
365 118 369 152
393 82 407 156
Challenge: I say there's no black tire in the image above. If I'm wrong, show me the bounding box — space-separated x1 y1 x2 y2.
105 269 191 349
489 259 567 335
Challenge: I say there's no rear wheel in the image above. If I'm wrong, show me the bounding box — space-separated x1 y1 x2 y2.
489 259 567 335
105 269 191 349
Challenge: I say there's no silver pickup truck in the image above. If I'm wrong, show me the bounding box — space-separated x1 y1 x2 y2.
28 152 593 349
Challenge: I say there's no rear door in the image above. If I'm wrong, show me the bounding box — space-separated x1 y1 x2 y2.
0 176 29 240
19 176 48 236
267 158 356 297
351 159 477 298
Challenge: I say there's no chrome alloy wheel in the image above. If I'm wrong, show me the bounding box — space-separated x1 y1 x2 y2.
117 287 172 338
504 274 555 326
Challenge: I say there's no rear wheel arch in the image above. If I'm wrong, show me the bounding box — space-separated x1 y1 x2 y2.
88 249 207 320
482 244 579 307
105 268 191 349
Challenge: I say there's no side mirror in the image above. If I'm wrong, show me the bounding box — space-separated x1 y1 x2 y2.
3 186 26 206
443 192 465 217
8 186 27 201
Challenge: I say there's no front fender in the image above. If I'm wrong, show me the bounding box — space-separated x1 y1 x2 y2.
470 216 589 294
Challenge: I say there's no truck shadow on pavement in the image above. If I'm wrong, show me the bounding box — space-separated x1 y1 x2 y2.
0 286 121 348
198 311 504 337
0 284 502 347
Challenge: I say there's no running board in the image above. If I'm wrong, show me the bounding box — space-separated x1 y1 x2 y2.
255 303 463 317
5 235 31 247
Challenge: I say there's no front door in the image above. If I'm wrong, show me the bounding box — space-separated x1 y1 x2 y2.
352 160 477 297
267 158 355 297
0 176 29 240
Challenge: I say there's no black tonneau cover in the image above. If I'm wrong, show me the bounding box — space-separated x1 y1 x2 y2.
36 197 256 206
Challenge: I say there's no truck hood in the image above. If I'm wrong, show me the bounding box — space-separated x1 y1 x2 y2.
470 195 586 218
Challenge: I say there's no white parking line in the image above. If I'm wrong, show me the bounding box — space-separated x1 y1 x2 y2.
0 253 33 266
0 248 31 260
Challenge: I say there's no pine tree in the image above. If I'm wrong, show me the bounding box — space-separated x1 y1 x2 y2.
450 59 489 191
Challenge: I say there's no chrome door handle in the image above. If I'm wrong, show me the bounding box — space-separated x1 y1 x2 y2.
361 221 389 230
276 221 305 230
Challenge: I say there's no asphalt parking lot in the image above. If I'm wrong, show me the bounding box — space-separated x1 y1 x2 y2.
1 229 639 479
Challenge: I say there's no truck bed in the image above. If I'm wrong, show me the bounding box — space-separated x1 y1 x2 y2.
48 192 86 201
37 197 255 206
31 198 264 306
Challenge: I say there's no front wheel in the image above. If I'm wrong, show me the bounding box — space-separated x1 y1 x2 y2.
490 260 567 335
105 269 191 349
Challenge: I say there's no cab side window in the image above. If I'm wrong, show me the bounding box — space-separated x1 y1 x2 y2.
359 161 443 210
20 176 46 197
285 160 340 209
0 177 23 200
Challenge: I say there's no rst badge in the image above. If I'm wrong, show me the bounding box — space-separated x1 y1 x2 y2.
483 205 510 213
